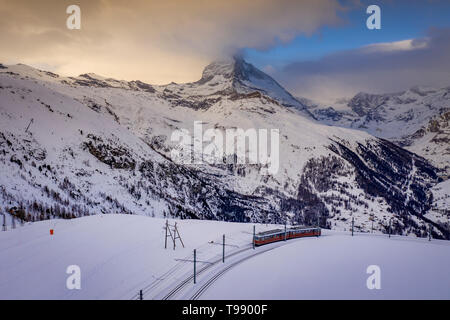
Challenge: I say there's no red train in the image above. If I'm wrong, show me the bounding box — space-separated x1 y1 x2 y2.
254 226 321 246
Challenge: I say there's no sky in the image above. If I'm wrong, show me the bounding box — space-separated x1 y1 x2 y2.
0 0 449 102
249 0 450 102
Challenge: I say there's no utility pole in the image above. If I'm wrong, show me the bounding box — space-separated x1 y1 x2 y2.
253 225 256 250
193 249 197 284
173 222 185 250
389 219 391 238
2 214 6 232
25 118 34 133
139 290 143 300
223 234 225 263
369 214 374 233
165 220 168 249
164 220 184 250
351 217 354 237
173 223 176 250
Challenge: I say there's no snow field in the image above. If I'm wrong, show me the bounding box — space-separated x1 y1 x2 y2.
1 214 449 300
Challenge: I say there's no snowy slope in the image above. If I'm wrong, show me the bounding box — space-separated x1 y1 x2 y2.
0 215 448 300
202 231 450 300
0 215 280 299
0 71 187 219
0 59 446 239
308 87 450 175
425 179 450 227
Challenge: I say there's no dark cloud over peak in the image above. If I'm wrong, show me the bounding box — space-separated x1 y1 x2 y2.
276 27 450 103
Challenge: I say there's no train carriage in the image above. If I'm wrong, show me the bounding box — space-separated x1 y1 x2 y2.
253 226 321 246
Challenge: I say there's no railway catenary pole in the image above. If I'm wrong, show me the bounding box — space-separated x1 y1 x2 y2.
25 118 34 133
429 224 432 241
223 234 225 263
351 217 354 237
173 222 176 250
165 220 168 249
253 225 256 250
389 219 391 238
2 214 6 232
284 223 287 241
139 290 143 300
173 222 185 248
193 249 197 284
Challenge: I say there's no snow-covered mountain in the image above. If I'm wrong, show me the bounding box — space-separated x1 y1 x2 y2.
307 87 450 176
0 58 447 239
197 57 310 112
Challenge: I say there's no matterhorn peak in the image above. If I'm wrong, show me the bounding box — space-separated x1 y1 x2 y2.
199 56 242 82
198 56 311 115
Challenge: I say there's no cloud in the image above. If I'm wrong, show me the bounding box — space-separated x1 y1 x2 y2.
275 27 450 103
0 0 346 84
359 39 428 53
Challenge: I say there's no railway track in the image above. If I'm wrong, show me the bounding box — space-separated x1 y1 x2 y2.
136 228 315 300
189 245 278 300
161 244 253 300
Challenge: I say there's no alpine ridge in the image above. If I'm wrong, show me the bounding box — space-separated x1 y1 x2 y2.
0 58 448 239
